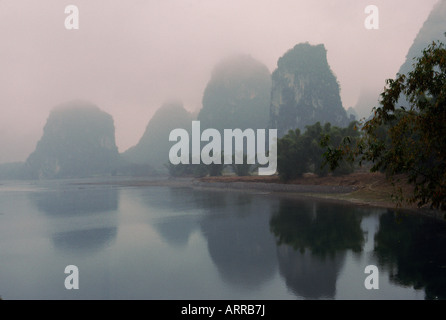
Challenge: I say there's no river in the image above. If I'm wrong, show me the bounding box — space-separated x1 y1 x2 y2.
0 178 445 300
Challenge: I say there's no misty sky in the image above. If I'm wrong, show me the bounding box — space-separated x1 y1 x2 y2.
0 0 439 163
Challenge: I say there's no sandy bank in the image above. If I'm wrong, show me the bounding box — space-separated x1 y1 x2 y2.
73 173 445 219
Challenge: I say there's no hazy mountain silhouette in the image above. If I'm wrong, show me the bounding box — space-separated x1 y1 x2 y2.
353 88 381 120
398 0 446 78
26 100 120 179
269 43 349 137
197 54 271 131
395 0 446 108
352 2 445 117
122 101 194 169
346 106 358 121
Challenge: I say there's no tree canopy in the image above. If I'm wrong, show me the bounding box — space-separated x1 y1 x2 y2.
325 39 446 210
277 121 359 181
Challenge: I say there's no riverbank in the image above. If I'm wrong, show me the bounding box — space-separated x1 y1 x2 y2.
72 172 445 220
196 173 446 219
195 172 406 206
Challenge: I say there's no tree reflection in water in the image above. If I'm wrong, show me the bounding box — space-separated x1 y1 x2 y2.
270 199 366 299
374 210 446 300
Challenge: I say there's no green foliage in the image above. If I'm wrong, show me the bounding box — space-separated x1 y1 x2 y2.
320 121 360 176
165 153 224 178
324 39 446 210
277 121 359 181
193 163 210 178
165 152 259 178
231 154 257 176
207 162 224 177
164 162 193 177
277 128 308 181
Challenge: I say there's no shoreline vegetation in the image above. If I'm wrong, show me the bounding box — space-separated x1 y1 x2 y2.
75 171 446 221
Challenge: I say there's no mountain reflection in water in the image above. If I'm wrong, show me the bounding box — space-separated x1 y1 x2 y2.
0 180 445 299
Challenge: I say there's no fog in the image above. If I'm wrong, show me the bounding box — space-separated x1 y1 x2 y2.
0 0 438 164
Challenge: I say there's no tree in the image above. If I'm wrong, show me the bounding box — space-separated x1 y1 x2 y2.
320 121 359 176
277 128 309 181
164 162 193 177
231 153 257 176
277 121 359 181
164 152 225 178
325 39 446 210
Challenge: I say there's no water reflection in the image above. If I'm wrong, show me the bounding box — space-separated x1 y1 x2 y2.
270 199 366 299
52 227 117 253
30 185 118 255
140 187 202 247
147 188 278 289
141 187 446 299
373 210 446 299
19 181 446 299
198 192 278 289
276 244 344 299
32 185 118 216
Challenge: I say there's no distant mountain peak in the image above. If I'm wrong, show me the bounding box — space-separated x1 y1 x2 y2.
269 42 349 137
398 0 446 76
122 100 194 168
26 101 119 179
198 54 271 131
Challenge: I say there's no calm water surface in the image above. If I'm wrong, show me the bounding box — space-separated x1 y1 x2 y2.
0 178 445 300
